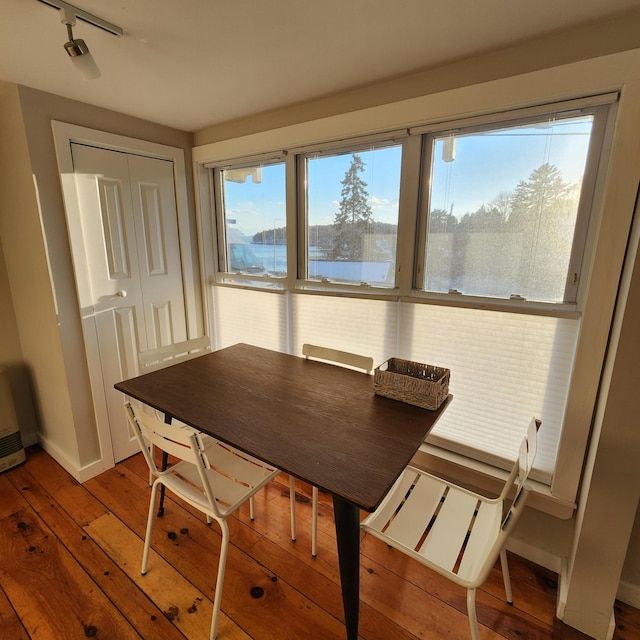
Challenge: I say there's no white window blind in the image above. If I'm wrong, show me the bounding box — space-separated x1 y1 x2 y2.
291 294 397 365
212 287 288 352
212 288 577 482
398 302 579 482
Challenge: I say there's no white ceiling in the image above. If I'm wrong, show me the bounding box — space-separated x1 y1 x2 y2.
1 0 639 133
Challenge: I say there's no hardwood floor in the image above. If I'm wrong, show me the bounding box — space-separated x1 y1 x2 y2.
1 446 639 639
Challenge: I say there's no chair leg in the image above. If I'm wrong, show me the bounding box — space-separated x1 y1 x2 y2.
148 443 154 486
249 496 255 520
289 476 296 541
141 480 160 575
466 588 481 640
209 520 230 640
500 548 513 604
312 485 318 557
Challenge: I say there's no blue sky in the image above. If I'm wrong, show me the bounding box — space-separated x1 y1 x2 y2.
223 115 593 238
432 116 593 217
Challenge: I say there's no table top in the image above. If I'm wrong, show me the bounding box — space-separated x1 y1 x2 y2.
115 343 451 512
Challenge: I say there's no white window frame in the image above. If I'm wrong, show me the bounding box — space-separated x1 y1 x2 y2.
411 98 614 315
295 132 408 293
209 151 289 287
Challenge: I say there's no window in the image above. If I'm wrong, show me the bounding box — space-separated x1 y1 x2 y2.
418 111 599 304
215 159 287 278
302 142 403 288
204 95 615 493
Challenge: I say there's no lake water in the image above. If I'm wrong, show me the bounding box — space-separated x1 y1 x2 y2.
250 243 393 285
251 243 287 273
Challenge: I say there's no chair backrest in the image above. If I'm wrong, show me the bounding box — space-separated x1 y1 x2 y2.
138 336 211 373
124 400 221 515
499 417 540 524
457 417 540 585
125 401 279 519
302 343 374 374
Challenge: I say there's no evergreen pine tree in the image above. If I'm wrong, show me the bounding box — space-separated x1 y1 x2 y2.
330 154 374 260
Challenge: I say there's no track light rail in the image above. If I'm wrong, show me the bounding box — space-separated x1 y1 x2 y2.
36 0 123 37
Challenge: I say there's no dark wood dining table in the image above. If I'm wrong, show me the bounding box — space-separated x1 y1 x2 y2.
115 342 451 639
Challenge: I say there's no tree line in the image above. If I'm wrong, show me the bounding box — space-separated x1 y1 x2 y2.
252 155 581 264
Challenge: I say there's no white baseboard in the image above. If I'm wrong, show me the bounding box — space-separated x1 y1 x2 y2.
617 579 640 609
36 434 112 483
506 536 563 574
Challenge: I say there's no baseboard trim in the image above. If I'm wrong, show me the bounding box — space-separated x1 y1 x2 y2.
506 536 563 574
36 435 112 483
617 579 640 609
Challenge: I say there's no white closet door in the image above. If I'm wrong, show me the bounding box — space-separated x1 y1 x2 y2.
72 143 187 461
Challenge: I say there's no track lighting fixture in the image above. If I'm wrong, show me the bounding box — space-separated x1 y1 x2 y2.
36 0 123 80
61 12 100 80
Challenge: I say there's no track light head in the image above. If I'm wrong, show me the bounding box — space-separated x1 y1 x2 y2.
64 36 89 57
60 9 101 80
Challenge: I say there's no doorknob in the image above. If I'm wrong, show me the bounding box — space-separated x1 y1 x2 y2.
96 289 127 305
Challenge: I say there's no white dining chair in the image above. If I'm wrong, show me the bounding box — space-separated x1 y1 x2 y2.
124 401 280 640
137 337 213 511
300 343 374 556
361 417 541 640
136 338 296 536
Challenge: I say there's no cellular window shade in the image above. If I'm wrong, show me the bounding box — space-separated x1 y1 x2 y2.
399 302 579 482
213 287 577 483
291 294 398 366
212 287 288 352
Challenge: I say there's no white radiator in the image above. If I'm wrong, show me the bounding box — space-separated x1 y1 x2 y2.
0 366 25 472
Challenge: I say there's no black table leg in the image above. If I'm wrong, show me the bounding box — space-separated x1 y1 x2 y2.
333 495 360 640
157 413 172 517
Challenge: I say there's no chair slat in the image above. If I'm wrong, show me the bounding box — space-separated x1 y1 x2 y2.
138 336 211 372
142 421 201 466
363 469 419 532
457 501 502 580
418 487 478 571
175 464 260 514
384 472 447 549
204 441 277 484
302 343 374 374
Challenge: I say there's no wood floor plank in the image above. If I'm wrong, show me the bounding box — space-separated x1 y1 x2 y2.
613 600 640 640
85 511 250 640
88 461 349 639
1 448 635 640
15 448 108 525
0 584 29 640
463 552 558 628
0 472 29 518
6 462 187 640
0 507 140 639
251 535 422 640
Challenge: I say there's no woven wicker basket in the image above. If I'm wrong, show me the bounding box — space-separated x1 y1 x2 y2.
374 358 450 410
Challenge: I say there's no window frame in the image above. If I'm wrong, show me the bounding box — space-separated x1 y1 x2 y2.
412 101 613 313
210 151 288 286
295 133 409 293
207 96 615 318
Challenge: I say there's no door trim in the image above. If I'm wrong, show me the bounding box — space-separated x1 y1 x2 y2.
52 121 198 472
